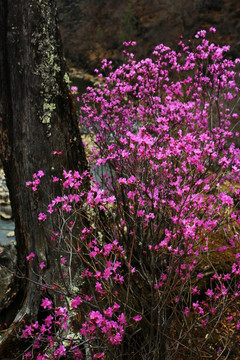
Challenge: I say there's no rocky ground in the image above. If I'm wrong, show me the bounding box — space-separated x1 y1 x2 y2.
0 169 12 219
0 168 14 241
0 169 16 303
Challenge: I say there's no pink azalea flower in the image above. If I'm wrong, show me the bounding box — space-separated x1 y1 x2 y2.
71 86 78 93
41 297 52 310
44 314 53 327
205 289 214 298
38 213 47 221
54 345 66 357
209 27 216 33
37 170 45 178
93 353 105 359
26 252 35 262
71 296 82 308
39 262 46 270
133 315 142 322
61 257 67 264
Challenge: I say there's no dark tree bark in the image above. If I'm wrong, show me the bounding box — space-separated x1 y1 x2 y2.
0 0 88 356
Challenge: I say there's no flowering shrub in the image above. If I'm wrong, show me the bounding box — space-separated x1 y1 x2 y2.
23 29 240 359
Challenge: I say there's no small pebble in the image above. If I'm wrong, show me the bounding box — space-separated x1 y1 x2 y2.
7 231 15 238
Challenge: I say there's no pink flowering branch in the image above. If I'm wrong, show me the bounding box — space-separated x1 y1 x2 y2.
23 29 240 359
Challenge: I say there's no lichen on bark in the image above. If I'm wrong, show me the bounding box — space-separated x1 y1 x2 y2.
30 0 69 127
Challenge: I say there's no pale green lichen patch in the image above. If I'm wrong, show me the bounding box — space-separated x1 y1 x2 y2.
41 116 51 124
64 73 70 85
42 103 56 125
43 102 56 112
30 0 70 129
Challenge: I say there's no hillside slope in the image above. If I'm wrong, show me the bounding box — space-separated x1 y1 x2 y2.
56 0 240 71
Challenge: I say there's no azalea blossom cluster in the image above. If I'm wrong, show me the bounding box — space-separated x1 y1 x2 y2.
24 170 141 358
26 170 45 192
22 303 79 360
24 29 240 359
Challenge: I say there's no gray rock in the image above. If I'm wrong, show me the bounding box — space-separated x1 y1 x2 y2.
0 240 17 303
7 231 15 238
0 204 12 219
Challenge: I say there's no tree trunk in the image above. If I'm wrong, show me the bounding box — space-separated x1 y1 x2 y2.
0 0 88 356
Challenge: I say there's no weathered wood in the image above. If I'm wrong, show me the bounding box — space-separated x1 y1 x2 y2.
0 0 88 355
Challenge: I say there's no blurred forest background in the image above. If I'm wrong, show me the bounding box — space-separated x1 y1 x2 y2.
56 0 240 72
